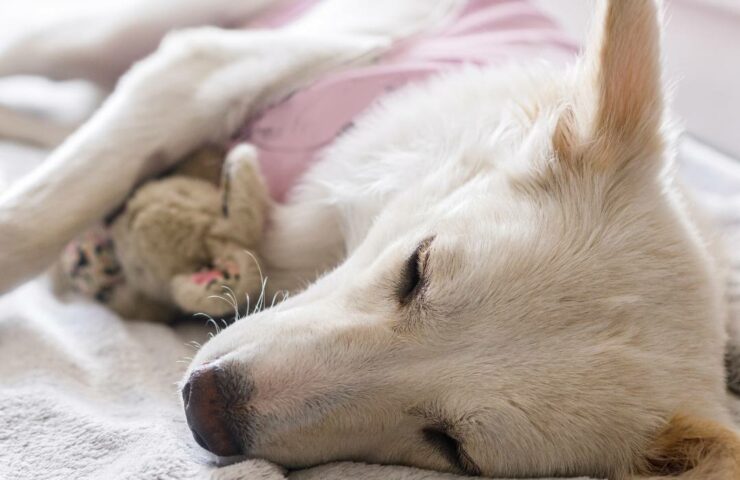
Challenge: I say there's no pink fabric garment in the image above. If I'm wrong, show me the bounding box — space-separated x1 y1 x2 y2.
239 0 578 201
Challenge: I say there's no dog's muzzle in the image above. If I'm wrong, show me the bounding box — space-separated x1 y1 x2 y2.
182 364 242 456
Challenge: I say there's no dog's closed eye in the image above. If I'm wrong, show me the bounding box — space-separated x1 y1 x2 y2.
397 237 434 305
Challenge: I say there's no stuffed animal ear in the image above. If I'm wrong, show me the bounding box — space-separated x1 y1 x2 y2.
555 0 665 167
635 413 740 479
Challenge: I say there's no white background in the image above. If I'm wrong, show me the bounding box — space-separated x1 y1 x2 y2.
535 0 740 160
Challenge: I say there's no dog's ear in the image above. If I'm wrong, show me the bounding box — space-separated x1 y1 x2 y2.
555 0 665 168
634 413 740 479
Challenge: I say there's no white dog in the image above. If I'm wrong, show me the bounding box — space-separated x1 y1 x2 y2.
0 0 738 478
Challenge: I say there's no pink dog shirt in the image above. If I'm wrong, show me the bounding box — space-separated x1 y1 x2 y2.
240 0 577 201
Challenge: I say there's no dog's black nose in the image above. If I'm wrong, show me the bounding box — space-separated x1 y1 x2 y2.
182 364 241 456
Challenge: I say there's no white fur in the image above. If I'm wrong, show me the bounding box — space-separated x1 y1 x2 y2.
0 0 736 478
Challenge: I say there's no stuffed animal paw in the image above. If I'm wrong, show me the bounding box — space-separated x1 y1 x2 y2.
170 250 263 317
58 143 269 322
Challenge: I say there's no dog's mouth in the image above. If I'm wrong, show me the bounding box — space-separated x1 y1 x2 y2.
421 426 481 475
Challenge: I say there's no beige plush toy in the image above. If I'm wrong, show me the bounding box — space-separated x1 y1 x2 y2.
58 144 269 322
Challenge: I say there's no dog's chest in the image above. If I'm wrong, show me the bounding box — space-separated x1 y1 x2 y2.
235 0 577 202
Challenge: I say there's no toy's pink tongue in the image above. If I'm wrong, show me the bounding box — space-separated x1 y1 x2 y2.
238 0 577 202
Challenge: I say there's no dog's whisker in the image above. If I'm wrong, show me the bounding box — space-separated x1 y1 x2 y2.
206 293 240 329
241 249 271 315
270 290 289 309
193 311 220 334
244 249 265 286
254 276 269 314
244 293 251 320
183 340 203 350
220 284 240 322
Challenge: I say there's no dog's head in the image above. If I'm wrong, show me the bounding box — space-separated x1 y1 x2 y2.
182 1 737 477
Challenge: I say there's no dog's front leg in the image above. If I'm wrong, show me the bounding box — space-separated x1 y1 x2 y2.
0 0 288 147
0 28 388 294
